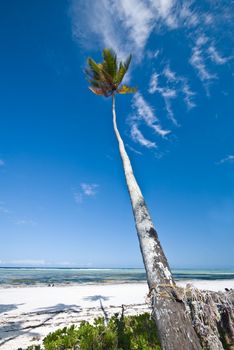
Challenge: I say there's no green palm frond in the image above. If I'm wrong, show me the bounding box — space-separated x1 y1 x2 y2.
115 55 131 85
102 48 117 79
85 49 136 97
87 58 102 78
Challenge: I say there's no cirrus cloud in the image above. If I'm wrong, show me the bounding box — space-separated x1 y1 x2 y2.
74 183 99 204
217 155 234 165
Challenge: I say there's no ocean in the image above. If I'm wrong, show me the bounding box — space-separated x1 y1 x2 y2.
0 267 234 287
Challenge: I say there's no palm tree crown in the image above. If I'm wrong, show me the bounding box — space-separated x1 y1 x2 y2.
85 48 137 97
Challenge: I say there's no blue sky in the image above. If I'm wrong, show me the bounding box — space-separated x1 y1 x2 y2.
0 0 233 268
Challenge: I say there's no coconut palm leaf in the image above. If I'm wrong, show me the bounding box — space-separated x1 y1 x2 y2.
117 85 137 94
85 49 136 97
102 48 117 79
87 58 102 75
89 87 105 96
115 55 132 85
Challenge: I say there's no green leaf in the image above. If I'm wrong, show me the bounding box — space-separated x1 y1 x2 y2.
115 54 132 85
123 54 132 73
87 58 102 75
102 48 117 79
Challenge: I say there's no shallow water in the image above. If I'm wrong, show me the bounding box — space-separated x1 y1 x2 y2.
0 267 234 287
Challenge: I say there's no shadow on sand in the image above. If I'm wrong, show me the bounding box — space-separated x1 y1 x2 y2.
0 303 24 314
83 295 111 302
0 303 82 347
34 303 82 314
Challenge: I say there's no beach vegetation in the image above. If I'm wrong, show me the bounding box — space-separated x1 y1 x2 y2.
25 313 161 350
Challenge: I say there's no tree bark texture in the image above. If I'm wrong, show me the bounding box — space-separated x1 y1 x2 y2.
112 94 202 350
184 286 234 349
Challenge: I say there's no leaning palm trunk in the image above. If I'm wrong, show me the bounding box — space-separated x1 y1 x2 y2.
112 94 202 350
85 48 203 350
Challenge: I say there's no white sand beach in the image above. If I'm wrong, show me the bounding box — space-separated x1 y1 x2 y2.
0 280 234 350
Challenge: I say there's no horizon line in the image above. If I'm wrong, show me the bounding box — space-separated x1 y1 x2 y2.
0 266 234 270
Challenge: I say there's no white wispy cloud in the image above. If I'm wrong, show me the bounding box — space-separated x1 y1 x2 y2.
181 81 196 109
146 49 160 59
165 71 196 110
71 0 232 78
0 159 5 166
148 72 160 94
207 46 229 65
71 0 231 151
179 2 199 28
195 35 208 47
161 88 177 98
74 183 99 204
190 45 215 82
131 92 170 137
163 64 196 110
163 66 177 82
130 124 157 149
159 86 178 125
163 96 178 126
126 144 143 155
71 0 202 61
71 0 155 61
113 0 154 57
81 183 99 196
149 76 177 125
149 0 176 28
217 155 234 165
148 78 179 125
189 34 231 84
148 65 195 123
128 92 170 149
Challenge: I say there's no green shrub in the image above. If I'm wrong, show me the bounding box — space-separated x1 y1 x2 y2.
43 325 79 350
26 313 161 350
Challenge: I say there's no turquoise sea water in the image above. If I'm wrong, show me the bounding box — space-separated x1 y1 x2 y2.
0 268 234 287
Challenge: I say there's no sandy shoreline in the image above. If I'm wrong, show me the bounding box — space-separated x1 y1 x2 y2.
1 280 233 350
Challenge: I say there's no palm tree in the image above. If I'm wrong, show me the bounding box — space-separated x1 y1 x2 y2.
84 49 201 350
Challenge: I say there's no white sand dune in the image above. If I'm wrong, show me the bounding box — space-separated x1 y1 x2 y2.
0 280 233 350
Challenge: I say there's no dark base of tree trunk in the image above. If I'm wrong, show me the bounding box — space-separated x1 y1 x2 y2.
151 285 234 350
151 286 203 350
